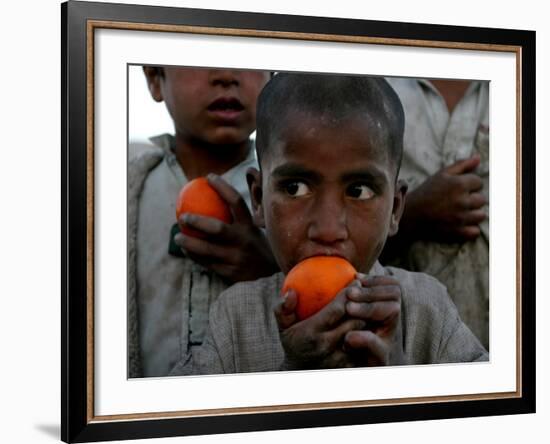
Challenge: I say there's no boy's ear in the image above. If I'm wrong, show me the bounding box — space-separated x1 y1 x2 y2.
143 66 165 103
246 167 265 228
388 179 408 237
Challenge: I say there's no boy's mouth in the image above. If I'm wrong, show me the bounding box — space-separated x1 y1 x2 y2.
302 250 348 262
286 250 351 275
207 97 245 120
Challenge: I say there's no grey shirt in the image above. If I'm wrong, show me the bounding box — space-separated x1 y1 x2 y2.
128 134 258 377
171 262 488 376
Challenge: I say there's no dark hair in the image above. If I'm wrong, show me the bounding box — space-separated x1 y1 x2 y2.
255 72 404 175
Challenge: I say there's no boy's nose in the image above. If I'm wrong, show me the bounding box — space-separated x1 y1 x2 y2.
307 194 348 246
209 69 240 87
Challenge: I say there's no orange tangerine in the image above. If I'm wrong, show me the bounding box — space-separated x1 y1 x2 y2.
176 177 232 238
282 256 356 320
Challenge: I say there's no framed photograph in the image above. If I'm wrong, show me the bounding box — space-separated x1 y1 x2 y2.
62 0 535 442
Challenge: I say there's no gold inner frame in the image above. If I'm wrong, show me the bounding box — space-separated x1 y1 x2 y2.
85 19 523 423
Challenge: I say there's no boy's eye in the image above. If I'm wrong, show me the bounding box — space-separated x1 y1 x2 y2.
284 181 311 197
347 183 375 200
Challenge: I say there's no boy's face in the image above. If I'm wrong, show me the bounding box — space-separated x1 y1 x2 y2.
249 112 406 274
145 67 270 145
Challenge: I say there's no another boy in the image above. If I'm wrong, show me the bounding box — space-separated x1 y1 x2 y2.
382 77 489 350
128 67 276 377
170 73 488 376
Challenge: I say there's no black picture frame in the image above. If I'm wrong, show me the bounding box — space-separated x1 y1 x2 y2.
61 0 536 442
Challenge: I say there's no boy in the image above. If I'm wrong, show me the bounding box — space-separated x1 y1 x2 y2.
170 73 488 376
128 67 276 377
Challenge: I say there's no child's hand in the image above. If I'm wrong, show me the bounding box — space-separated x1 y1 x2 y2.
343 274 405 366
174 174 278 283
274 284 366 370
401 154 487 243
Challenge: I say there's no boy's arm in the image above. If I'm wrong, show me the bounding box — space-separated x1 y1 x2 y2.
174 174 279 283
436 310 488 363
398 270 488 364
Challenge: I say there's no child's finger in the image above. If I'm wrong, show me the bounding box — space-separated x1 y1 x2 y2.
309 290 349 331
207 173 253 224
356 275 400 289
174 232 233 263
461 209 486 226
443 154 481 176
344 330 388 366
274 290 298 330
312 319 366 369
460 173 484 193
179 213 230 239
455 225 481 241
467 192 488 210
329 318 366 343
346 284 400 303
346 300 401 325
